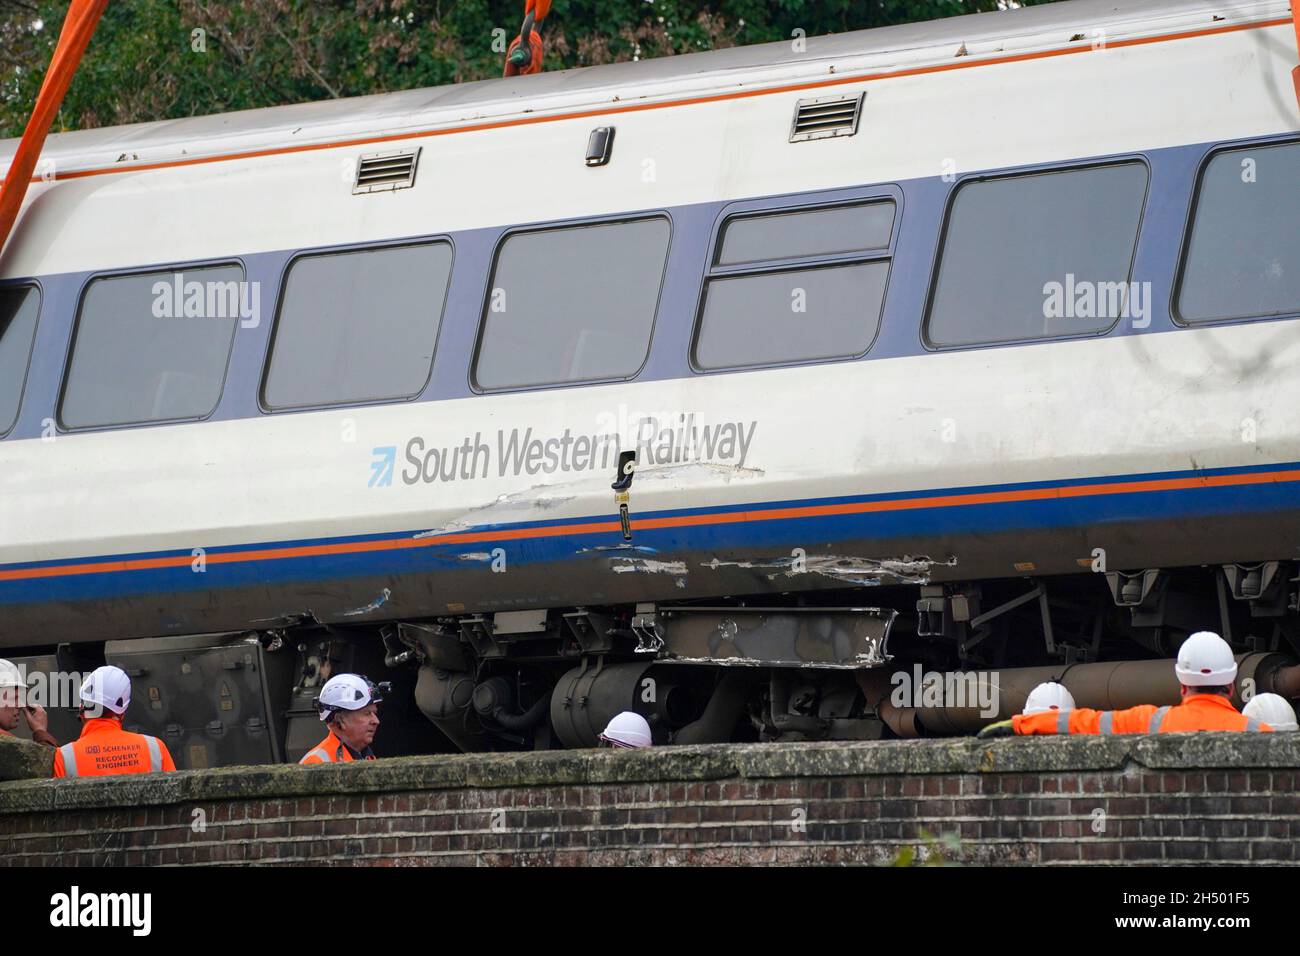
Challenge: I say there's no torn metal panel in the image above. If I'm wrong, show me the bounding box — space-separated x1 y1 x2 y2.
341 587 391 616
411 460 761 541
655 606 894 668
611 556 690 590
577 544 660 554
704 553 956 586
636 461 764 482
249 611 319 627
413 483 579 539
611 558 688 575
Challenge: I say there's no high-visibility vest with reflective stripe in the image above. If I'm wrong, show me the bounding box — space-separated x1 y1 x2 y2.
299 728 375 765
52 717 176 777
1014 694 1273 735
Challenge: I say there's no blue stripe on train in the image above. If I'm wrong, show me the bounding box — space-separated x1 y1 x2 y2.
1 460 1295 605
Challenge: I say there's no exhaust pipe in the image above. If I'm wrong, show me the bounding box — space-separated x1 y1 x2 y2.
857 652 1300 737
414 666 499 752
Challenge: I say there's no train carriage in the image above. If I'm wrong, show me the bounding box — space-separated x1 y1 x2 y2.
1 0 1299 761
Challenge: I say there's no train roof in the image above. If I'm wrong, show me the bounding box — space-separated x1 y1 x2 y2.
0 0 1289 177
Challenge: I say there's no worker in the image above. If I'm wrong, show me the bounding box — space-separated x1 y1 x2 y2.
978 631 1273 737
300 673 383 764
1022 681 1075 717
1243 693 1298 731
0 659 57 747
598 711 652 749
52 665 176 777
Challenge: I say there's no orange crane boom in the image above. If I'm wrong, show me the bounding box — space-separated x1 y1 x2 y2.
0 0 108 259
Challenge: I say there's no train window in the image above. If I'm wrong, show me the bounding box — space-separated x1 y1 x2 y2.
1177 141 1300 323
925 162 1148 347
717 202 895 266
0 286 40 436
61 264 244 429
473 217 671 390
264 242 453 410
694 200 895 370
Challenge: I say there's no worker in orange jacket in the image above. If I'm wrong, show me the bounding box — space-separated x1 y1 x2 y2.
52 665 176 777
979 632 1274 737
0 659 58 747
300 673 383 765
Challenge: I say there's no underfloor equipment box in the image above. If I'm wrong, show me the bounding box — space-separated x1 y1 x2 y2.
106 633 296 769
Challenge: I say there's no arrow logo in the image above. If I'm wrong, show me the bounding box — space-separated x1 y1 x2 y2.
369 446 396 487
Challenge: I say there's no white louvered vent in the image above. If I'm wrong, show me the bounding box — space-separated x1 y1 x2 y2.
789 93 864 143
352 148 421 194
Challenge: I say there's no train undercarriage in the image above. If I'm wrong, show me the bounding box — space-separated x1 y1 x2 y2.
394 560 1300 751
9 560 1300 765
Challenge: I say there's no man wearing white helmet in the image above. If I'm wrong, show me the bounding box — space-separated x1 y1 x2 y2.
599 711 652 749
53 665 176 777
0 659 58 748
1243 693 1298 731
1022 682 1076 717
300 673 384 764
980 632 1274 736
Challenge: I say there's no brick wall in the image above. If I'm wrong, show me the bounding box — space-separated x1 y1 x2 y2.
2 737 1298 865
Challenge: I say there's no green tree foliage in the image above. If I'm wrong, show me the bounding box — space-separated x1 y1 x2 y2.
1 0 1056 139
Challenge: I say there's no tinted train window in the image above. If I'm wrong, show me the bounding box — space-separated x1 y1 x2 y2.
1178 141 1300 323
474 217 670 390
717 202 894 265
0 286 40 436
61 264 243 429
694 200 895 370
264 242 453 409
925 163 1148 347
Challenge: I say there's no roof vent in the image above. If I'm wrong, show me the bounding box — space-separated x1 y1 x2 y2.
789 93 864 143
352 148 421 194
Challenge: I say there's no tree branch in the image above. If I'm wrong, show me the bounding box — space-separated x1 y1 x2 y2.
269 18 341 99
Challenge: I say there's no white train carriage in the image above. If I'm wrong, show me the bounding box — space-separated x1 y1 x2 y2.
0 0 1298 759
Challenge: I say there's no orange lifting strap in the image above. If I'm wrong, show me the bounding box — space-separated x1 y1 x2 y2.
1292 0 1300 109
504 0 551 77
0 0 108 259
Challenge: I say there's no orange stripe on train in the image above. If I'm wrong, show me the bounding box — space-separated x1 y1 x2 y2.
28 17 1293 186
3 466 1299 583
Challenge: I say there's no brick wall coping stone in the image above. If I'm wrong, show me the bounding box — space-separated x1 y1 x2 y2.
4 732 1299 816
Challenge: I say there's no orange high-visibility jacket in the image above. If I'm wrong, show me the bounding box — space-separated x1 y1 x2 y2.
1013 693 1273 735
52 717 175 777
300 728 375 765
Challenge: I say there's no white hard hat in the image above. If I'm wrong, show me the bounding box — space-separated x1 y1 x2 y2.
316 673 383 721
599 711 652 749
1174 631 1238 687
0 659 23 690
1023 681 1076 716
1243 693 1298 731
81 665 132 715
0 660 23 706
